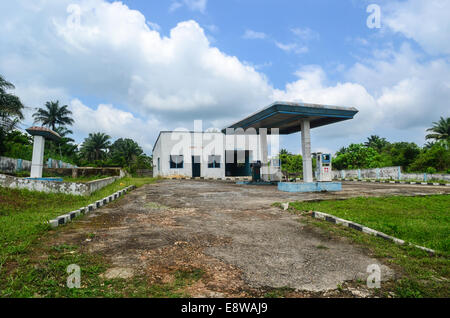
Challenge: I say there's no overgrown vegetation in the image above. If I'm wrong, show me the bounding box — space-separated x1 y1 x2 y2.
288 195 450 298
0 177 165 297
0 75 152 173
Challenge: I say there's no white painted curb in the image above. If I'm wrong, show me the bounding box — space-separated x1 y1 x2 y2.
47 185 136 228
311 211 435 255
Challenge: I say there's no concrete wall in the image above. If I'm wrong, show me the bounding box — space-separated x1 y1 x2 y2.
0 173 121 196
0 156 32 173
0 156 74 173
332 166 450 182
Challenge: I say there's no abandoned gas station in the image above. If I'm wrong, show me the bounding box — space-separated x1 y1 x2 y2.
152 101 358 192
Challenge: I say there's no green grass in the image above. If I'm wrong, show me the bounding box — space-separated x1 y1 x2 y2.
290 195 450 253
287 195 450 297
0 177 207 298
0 177 156 265
0 241 203 297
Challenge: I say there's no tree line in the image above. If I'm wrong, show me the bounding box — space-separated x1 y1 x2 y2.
0 75 151 173
279 121 449 174
1 74 449 174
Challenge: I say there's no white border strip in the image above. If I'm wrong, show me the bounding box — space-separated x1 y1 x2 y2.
47 185 136 228
311 211 435 254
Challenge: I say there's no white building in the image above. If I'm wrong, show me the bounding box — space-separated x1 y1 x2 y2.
152 101 358 181
152 131 263 179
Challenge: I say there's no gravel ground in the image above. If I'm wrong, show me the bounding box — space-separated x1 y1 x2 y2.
53 180 449 297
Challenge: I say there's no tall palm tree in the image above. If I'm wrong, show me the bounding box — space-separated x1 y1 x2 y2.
426 117 450 142
0 75 24 131
32 100 74 130
364 135 389 152
80 132 111 162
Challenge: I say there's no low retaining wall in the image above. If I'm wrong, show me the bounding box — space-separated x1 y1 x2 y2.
278 182 342 192
333 166 450 182
0 173 122 196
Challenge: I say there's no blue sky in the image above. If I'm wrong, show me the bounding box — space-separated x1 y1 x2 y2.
0 0 449 155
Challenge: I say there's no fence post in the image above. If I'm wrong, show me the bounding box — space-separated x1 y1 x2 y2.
376 168 380 180
16 158 23 171
397 166 402 180
424 173 427 182
358 169 361 180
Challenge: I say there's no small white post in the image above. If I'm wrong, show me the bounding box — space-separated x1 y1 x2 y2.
300 119 313 183
30 135 45 178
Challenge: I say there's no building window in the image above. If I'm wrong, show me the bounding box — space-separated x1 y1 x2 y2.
170 155 184 169
208 155 221 168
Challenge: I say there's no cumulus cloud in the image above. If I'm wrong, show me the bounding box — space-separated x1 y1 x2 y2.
70 99 160 153
384 0 450 55
0 0 272 127
0 0 449 154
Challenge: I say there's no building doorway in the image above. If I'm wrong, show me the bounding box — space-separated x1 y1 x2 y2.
192 156 201 177
225 150 251 176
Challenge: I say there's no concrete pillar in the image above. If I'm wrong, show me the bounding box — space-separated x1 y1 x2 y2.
300 119 313 183
259 128 268 164
30 135 45 178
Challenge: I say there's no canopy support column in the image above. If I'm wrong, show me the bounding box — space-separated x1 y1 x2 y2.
300 119 313 182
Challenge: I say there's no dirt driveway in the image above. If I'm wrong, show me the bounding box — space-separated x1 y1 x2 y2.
55 180 450 297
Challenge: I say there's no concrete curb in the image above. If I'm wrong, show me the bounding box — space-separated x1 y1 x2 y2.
311 211 435 255
47 185 137 229
336 178 449 187
166 176 252 181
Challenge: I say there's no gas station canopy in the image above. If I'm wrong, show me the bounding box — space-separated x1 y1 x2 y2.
224 101 358 134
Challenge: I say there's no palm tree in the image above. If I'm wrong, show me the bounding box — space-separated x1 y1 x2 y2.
364 135 389 152
54 126 75 143
32 100 74 130
0 75 24 131
110 138 143 167
80 132 111 162
426 117 450 142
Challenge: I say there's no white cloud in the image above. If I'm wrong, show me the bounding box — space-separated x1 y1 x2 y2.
0 0 449 155
0 0 273 127
70 99 160 153
273 65 379 137
291 27 319 41
384 0 450 55
243 29 267 40
169 0 208 14
275 41 308 54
